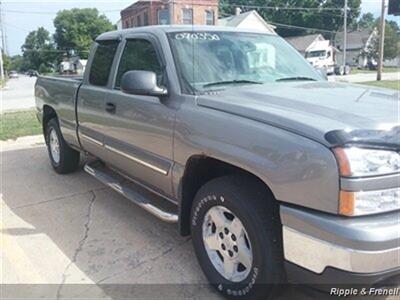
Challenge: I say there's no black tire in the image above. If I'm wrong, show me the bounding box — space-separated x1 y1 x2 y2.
45 118 80 174
344 65 351 75
334 66 344 76
191 175 284 300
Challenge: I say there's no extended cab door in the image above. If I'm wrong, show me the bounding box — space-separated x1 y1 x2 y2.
102 35 176 198
77 40 119 155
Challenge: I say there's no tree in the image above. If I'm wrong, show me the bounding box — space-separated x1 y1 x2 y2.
9 55 24 72
381 21 400 60
53 8 114 59
219 0 362 38
2 52 11 72
362 20 400 61
21 27 57 71
357 12 376 29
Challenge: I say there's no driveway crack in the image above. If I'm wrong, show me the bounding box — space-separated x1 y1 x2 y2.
94 237 192 285
13 187 106 210
56 190 96 299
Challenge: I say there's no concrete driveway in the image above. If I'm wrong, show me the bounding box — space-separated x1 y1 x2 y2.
1 136 397 299
2 75 36 112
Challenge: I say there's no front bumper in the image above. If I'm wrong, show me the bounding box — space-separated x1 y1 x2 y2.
280 205 400 284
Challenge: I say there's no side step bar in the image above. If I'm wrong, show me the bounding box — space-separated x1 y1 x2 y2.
84 161 178 223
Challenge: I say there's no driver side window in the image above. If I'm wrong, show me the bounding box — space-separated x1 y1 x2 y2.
115 39 163 89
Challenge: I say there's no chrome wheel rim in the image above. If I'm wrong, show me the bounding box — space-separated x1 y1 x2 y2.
202 205 253 282
49 129 60 164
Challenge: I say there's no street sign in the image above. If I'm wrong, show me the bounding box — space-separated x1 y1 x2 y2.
388 0 400 16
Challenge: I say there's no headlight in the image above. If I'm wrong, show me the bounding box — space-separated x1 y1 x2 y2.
334 147 400 216
340 188 400 216
333 147 400 177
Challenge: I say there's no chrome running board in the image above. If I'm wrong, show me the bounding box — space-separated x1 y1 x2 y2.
84 161 178 223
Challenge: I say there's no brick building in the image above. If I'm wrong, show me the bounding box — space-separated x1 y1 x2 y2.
121 0 219 29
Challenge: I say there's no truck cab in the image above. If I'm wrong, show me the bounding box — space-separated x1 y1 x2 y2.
35 26 400 299
305 40 337 75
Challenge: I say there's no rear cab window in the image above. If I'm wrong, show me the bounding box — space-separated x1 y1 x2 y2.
89 40 119 86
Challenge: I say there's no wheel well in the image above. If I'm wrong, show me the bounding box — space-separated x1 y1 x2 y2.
179 155 272 236
42 105 57 137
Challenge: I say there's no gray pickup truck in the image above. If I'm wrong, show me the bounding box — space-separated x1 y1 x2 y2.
35 26 399 298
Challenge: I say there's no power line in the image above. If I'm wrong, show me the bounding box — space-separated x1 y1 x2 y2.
3 8 122 14
227 4 346 11
3 4 349 15
4 22 30 33
268 21 338 34
23 49 89 52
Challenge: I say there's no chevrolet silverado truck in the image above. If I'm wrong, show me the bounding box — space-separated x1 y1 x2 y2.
35 26 399 299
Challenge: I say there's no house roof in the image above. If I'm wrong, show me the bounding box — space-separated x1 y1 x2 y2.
285 34 324 52
218 10 276 33
335 29 374 50
79 60 88 67
219 10 254 27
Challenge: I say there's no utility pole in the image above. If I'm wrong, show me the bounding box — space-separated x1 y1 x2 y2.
0 0 4 82
377 0 386 81
0 0 5 54
343 0 348 69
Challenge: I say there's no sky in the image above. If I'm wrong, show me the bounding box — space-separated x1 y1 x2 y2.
2 0 399 56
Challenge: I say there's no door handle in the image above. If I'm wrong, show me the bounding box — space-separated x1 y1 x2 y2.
105 102 116 114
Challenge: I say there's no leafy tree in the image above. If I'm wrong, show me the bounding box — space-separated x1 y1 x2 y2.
9 55 24 72
21 27 57 71
362 20 400 60
219 0 361 38
357 12 376 29
381 21 400 60
39 63 52 74
2 52 11 72
53 8 114 59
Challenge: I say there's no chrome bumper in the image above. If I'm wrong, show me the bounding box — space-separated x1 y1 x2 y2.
280 205 400 275
283 226 400 274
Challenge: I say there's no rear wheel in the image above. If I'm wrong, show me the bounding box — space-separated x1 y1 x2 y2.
344 65 351 75
191 175 284 299
335 65 345 76
45 118 80 174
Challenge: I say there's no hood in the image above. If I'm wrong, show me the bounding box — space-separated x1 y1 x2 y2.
197 81 399 148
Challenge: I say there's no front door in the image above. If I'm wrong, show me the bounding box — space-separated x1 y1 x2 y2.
78 40 119 155
103 37 176 198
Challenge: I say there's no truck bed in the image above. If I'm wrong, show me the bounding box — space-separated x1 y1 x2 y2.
35 75 83 148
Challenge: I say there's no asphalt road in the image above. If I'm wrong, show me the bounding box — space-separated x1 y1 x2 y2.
1 136 398 300
2 75 37 112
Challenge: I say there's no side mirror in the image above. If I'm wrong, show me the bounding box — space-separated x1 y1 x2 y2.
121 70 167 96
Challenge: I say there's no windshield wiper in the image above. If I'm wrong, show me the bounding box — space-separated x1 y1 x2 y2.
203 80 263 88
276 76 317 82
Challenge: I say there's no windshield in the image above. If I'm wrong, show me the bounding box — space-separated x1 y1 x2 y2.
168 31 321 94
305 50 326 58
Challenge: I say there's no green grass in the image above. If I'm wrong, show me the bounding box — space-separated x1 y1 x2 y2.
359 80 400 90
0 110 42 141
351 67 400 74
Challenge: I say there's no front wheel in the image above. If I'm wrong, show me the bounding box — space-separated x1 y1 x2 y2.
45 118 80 174
191 175 284 299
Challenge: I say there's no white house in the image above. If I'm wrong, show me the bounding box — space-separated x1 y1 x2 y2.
116 19 123 30
219 9 276 34
285 34 326 55
60 57 87 75
335 29 378 67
